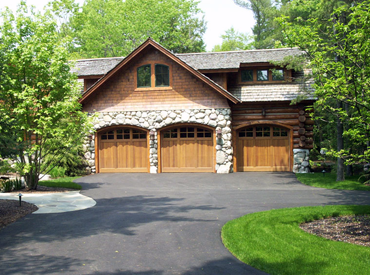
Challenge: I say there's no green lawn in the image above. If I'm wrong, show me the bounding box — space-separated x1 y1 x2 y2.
38 176 82 190
222 205 370 275
296 173 370 191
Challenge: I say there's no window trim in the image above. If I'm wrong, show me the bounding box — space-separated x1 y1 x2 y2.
135 61 172 90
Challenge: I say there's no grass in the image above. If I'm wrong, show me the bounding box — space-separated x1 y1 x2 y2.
296 173 370 191
38 176 82 190
222 205 370 275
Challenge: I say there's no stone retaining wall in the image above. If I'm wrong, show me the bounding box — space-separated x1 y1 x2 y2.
83 108 233 174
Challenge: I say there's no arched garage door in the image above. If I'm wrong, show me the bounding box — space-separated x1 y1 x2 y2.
98 128 148 173
236 125 291 171
161 126 214 172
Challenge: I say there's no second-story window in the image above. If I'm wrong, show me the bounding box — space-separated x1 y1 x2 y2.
155 64 169 87
241 70 253 82
240 67 288 83
136 63 170 88
137 65 151 87
257 70 268 81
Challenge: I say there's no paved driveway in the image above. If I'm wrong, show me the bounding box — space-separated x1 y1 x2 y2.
1 172 370 274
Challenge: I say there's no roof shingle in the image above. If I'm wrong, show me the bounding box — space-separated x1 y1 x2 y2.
73 48 303 76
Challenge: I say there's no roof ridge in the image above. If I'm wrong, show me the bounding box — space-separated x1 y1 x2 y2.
76 57 125 61
176 47 299 56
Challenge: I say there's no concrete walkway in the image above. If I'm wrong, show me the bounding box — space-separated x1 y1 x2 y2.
0 191 96 214
0 172 370 275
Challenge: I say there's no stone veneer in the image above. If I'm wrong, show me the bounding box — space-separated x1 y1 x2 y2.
83 108 233 174
293 149 310 173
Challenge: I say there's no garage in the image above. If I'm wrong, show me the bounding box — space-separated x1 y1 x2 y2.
236 125 291 171
161 126 214 172
98 128 148 173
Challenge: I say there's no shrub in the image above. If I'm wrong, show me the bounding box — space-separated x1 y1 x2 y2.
1 180 14 192
358 171 370 185
0 178 24 192
42 145 88 177
12 178 23 190
48 166 66 178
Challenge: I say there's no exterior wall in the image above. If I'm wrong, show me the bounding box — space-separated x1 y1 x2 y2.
83 108 233 174
82 49 230 113
232 102 314 150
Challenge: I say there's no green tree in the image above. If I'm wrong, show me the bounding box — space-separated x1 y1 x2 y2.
234 0 283 49
212 27 254 52
278 0 370 180
0 3 92 189
64 0 206 58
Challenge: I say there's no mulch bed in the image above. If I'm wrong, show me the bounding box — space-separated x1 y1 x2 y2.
0 186 73 230
300 215 370 247
0 200 38 230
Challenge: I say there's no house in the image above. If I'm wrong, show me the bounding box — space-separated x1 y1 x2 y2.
75 38 314 174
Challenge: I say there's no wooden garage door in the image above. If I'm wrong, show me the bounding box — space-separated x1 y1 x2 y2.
161 127 213 172
237 126 290 172
99 128 148 173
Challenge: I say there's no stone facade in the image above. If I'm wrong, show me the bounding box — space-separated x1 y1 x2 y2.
83 108 233 174
293 149 310 173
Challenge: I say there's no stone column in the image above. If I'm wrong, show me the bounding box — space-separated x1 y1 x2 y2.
293 149 310 173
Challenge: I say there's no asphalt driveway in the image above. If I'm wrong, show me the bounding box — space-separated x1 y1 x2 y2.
1 172 370 274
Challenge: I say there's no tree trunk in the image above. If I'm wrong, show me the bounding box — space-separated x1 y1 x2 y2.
346 165 353 177
337 101 345 181
25 172 39 190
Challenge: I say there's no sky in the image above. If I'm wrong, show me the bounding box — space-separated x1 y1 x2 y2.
0 0 255 52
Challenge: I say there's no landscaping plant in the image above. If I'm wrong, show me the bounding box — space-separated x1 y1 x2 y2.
0 3 93 190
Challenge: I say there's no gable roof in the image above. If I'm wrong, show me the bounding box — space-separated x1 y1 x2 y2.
78 38 241 104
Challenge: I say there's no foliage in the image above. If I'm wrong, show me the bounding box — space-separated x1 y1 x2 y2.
0 3 93 190
358 170 370 185
296 173 370 191
0 159 14 175
0 178 23 192
1 180 13 192
222 205 370 275
233 0 287 49
38 176 82 189
48 166 67 178
276 0 370 180
212 27 254 52
58 0 206 58
42 143 88 177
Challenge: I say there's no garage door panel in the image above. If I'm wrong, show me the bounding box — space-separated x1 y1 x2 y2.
162 140 176 168
100 142 117 169
237 126 290 172
117 142 130 168
161 127 213 172
99 128 148 173
255 139 272 167
272 139 289 167
133 140 148 168
197 140 213 168
237 139 254 170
